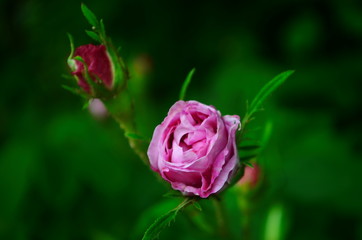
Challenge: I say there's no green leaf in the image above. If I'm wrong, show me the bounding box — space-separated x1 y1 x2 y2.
142 198 192 240
85 30 101 42
179 68 196 100
244 70 295 123
81 3 99 28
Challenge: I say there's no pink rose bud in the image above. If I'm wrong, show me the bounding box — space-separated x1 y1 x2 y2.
69 44 113 93
238 164 261 188
147 100 240 198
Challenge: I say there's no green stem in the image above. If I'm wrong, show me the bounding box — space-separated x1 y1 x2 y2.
103 90 149 165
241 199 251 240
212 197 229 239
177 197 194 211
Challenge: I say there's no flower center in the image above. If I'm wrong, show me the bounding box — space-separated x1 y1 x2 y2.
179 130 208 157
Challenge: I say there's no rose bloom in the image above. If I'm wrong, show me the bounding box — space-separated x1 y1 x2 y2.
70 44 113 93
148 100 240 198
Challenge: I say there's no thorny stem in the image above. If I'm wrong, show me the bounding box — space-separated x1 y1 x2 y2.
103 90 149 165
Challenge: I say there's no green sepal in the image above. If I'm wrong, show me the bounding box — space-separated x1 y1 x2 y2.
72 56 111 98
67 33 75 60
73 56 84 62
192 201 202 211
179 68 196 100
101 36 127 92
67 33 76 71
62 85 88 99
72 56 93 89
62 85 79 95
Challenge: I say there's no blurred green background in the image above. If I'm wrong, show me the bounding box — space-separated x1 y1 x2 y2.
1 0 362 239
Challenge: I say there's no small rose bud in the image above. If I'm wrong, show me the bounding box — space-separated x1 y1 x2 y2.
69 44 114 95
147 100 241 198
88 99 108 120
238 164 261 189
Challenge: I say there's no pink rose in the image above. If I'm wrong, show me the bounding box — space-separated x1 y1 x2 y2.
147 100 240 198
70 44 113 93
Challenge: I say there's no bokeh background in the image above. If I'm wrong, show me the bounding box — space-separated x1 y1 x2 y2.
1 0 362 239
